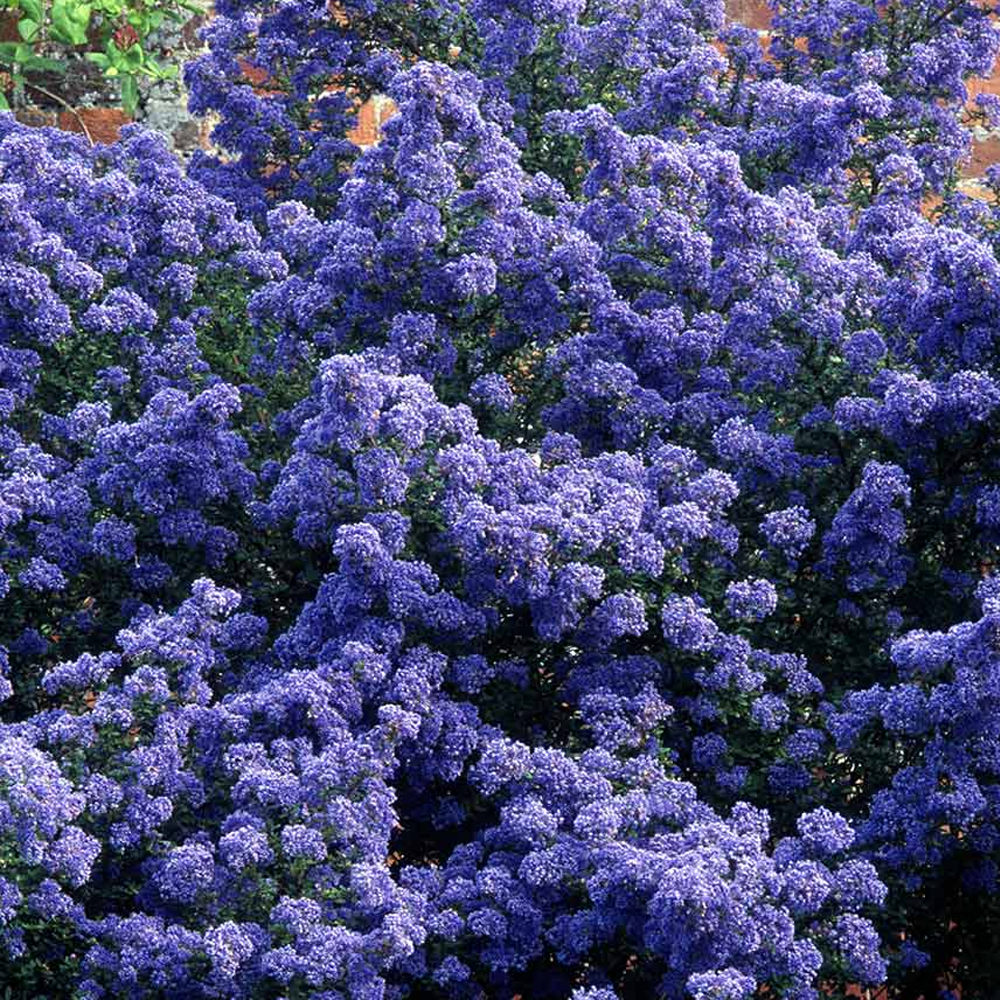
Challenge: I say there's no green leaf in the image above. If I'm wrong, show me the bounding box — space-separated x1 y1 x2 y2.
0 93 8 111
21 54 65 71
148 58 178 80
19 0 41 21
120 72 138 114
50 0 91 45
16 17 37 41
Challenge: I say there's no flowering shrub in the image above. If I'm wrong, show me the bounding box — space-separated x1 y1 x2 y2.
2 0 1000 997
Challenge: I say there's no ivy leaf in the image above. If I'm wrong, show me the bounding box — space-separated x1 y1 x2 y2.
50 0 91 45
19 0 42 22
16 17 38 42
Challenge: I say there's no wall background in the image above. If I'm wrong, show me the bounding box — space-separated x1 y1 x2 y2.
723 0 1000 198
6 0 1000 194
0 8 212 149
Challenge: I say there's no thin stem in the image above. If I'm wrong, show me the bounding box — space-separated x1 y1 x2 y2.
25 82 94 146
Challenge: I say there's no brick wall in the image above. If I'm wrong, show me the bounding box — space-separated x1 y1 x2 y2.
237 56 394 149
7 1 1000 185
349 92 397 148
724 0 1000 193
0 5 395 153
0 8 212 153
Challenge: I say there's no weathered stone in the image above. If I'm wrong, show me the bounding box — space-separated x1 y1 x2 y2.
172 119 202 151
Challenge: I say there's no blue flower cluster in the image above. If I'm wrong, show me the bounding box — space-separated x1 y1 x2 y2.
2 0 1000 996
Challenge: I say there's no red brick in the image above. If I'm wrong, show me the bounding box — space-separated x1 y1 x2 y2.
957 180 995 200
348 98 379 147
966 57 1000 100
239 58 270 87
57 107 131 144
963 135 1000 177
725 0 772 30
377 96 397 128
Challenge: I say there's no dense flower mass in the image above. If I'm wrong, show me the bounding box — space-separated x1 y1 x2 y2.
2 0 1000 997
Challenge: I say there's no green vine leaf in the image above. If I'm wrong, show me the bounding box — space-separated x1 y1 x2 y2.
16 17 38 42
0 0 204 113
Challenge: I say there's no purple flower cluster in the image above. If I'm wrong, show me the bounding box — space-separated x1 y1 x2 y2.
2 0 1000 996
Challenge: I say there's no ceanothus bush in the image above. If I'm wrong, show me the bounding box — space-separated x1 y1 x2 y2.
1 0 1000 997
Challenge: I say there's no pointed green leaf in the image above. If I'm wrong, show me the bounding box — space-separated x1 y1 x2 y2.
120 72 138 114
